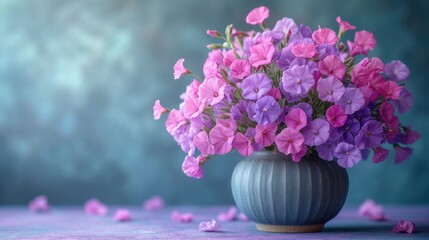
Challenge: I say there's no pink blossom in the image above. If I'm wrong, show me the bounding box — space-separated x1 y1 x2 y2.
230 59 251 80
198 77 227 105
372 147 389 163
379 102 395 122
292 144 307 162
216 117 238 132
292 42 317 59
182 155 204 179
249 43 275 67
326 105 347 128
246 6 269 25
351 57 384 87
171 210 194 223
275 128 305 155
284 108 307 130
268 87 282 100
223 49 236 67
379 81 402 100
84 198 108 216
336 16 356 33
180 79 200 100
183 97 204 119
193 131 215 156
312 28 338 45
203 59 220 78
114 209 132 222
209 125 235 155
29 195 50 213
153 100 168 120
143 195 165 210
217 206 237 222
165 109 186 135
255 123 278 147
199 219 222 232
233 132 253 157
318 55 346 80
173 58 190 79
348 30 376 56
358 199 387 221
393 220 416 234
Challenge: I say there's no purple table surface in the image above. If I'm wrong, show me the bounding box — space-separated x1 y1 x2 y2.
1 205 429 239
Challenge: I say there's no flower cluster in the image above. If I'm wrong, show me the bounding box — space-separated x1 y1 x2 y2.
154 6 420 179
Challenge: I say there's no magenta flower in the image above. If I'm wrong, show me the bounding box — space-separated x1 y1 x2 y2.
242 73 272 100
165 109 186 135
193 131 215 156
379 81 402 100
183 97 204 119
230 59 251 80
336 16 356 33
284 108 307 130
153 100 168 120
249 43 275 67
379 102 395 122
394 145 413 164
312 28 338 45
255 123 278 147
326 105 347 128
317 76 345 102
275 127 305 155
84 198 108 216
372 147 389 163
385 60 409 82
209 125 235 155
394 88 413 114
281 65 315 96
254 96 282 125
114 209 132 222
292 145 307 162
337 88 365 114
246 6 269 25
302 119 330 146
199 219 222 232
393 220 416 234
318 55 346 80
29 195 50 213
348 30 376 56
402 126 421 145
143 195 164 211
334 142 362 168
355 120 383 149
182 155 204 179
174 58 191 79
233 132 253 157
291 42 317 59
198 77 227 105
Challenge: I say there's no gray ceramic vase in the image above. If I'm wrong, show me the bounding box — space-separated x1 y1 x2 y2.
231 150 348 233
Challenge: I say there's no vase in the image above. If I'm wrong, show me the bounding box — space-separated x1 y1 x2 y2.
231 150 348 233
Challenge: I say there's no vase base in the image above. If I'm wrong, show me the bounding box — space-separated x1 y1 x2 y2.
256 223 324 233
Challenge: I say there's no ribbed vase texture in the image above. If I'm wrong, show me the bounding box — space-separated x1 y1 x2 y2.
231 151 348 226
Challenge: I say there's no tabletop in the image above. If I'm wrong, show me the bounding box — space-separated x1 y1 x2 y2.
1 205 428 239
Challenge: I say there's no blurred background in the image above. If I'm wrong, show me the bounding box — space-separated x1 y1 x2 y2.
0 0 427 205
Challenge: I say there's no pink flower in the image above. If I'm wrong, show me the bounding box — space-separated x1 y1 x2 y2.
216 117 238 132
198 77 227 105
182 155 204 179
29 195 50 213
171 210 194 223
326 105 347 128
199 219 222 232
336 16 356 33
393 220 416 234
143 195 165 210
180 79 200 100
275 127 305 155
209 125 235 155
223 49 236 67
232 132 253 157
114 209 132 222
255 123 278 147
318 55 346 80
312 28 338 45
217 206 237 222
379 102 395 122
284 108 307 131
165 109 186 135
84 198 108 216
292 144 307 162
268 87 282 100
292 42 317 59
246 6 269 25
358 199 387 221
348 30 376 56
379 81 402 100
173 58 191 79
316 76 345 102
183 97 205 119
230 59 251 80
372 147 389 163
153 100 168 120
249 43 275 67
193 131 215 156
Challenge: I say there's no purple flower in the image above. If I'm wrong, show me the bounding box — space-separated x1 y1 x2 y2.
242 73 273 100
253 96 282 125
289 103 313 119
337 87 365 114
334 142 362 168
246 101 256 121
278 47 296 70
317 139 338 161
355 120 383 149
385 60 409 82
394 145 413 164
302 119 330 146
393 88 413 114
231 100 249 121
316 76 345 102
317 44 340 60
337 117 360 144
353 107 372 125
281 65 315 96
273 17 298 36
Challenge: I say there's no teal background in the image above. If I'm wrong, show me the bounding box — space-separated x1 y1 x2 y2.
0 0 427 205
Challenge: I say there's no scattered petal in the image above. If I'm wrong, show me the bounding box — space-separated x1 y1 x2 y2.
393 220 416 234
29 195 50 213
199 219 222 232
217 206 237 222
143 195 165 211
114 209 132 222
84 198 108 216
238 212 249 221
358 199 387 221
171 210 194 223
